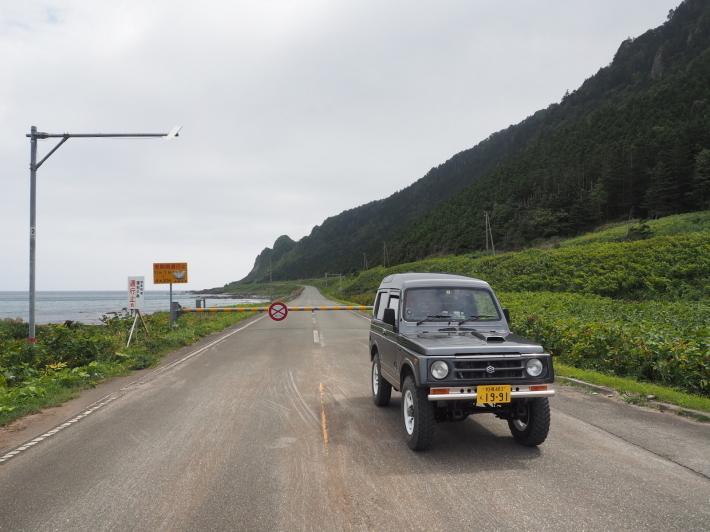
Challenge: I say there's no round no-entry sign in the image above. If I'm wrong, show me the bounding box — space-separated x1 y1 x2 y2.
268 301 288 321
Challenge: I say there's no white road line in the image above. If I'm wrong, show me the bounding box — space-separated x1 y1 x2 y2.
0 314 267 465
313 330 319 343
349 310 371 322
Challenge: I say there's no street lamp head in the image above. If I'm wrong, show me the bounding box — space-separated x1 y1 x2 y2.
164 126 182 139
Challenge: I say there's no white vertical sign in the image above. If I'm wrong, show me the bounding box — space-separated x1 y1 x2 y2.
128 276 145 311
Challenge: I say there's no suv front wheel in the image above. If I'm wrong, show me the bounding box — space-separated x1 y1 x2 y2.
507 398 550 447
401 376 435 451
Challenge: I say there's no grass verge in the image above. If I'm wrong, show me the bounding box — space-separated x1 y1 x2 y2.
555 362 710 415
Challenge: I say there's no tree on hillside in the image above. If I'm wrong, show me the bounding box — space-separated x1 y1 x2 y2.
691 148 710 209
643 161 673 218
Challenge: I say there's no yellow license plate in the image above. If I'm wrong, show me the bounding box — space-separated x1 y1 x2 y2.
477 385 511 403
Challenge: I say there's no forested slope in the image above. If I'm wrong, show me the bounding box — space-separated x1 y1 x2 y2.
241 108 551 282
388 0 710 263
239 0 710 283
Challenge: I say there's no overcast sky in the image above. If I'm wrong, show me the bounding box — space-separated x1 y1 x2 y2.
1 0 681 291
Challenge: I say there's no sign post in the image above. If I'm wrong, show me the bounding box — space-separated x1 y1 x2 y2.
153 263 188 324
126 276 148 346
268 301 288 321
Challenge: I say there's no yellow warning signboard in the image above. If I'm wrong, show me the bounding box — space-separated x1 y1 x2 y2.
153 263 188 284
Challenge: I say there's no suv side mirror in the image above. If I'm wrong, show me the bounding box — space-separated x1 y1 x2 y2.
383 308 397 330
502 308 510 325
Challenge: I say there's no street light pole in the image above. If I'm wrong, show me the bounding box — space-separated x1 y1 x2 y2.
26 125 181 344
29 127 38 345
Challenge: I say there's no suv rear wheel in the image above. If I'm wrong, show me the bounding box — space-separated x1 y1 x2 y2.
372 353 392 406
401 376 435 451
507 398 550 447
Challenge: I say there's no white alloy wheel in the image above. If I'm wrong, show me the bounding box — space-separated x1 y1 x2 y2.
403 389 415 435
372 362 379 395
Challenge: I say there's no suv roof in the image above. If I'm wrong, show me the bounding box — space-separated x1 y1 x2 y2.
377 272 490 290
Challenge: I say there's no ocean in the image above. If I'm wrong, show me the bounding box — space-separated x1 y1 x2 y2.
0 291 267 325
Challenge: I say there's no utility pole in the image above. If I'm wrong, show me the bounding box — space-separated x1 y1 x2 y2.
325 272 342 292
383 241 388 268
26 126 181 345
484 212 489 254
363 253 368 270
490 214 496 255
269 258 273 301
484 211 496 255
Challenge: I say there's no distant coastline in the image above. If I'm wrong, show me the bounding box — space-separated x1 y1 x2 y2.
0 291 267 325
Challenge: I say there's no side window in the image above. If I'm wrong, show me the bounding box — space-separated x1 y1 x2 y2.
387 296 400 320
375 292 388 321
373 292 382 320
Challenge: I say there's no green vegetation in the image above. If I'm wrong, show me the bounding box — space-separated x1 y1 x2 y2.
329 232 710 302
0 308 260 426
500 292 709 397
559 211 710 247
221 279 303 299
554 363 710 414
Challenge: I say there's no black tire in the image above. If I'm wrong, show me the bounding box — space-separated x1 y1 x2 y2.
507 398 550 447
371 353 392 406
401 376 436 451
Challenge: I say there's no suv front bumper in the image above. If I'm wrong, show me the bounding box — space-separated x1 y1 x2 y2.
427 386 555 402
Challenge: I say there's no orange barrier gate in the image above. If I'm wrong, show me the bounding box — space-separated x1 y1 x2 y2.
178 302 373 321
181 306 373 312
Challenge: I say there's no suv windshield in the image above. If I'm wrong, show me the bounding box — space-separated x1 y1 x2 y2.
402 287 500 323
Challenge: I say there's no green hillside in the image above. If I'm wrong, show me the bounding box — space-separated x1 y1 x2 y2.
389 0 710 264
336 232 710 303
238 0 710 283
558 210 710 246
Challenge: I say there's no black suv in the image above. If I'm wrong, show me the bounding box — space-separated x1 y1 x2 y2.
369 272 555 451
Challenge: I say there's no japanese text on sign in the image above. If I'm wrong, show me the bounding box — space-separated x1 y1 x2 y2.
127 276 145 310
153 263 188 284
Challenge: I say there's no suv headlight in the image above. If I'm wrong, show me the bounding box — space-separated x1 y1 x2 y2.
526 358 544 377
431 361 450 380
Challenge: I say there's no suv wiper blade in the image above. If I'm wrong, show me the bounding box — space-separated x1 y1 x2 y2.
458 315 496 324
416 315 454 325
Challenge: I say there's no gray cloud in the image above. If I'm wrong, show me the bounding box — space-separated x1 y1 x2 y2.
1 0 680 290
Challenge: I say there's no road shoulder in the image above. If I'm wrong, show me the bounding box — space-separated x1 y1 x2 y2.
552 383 710 479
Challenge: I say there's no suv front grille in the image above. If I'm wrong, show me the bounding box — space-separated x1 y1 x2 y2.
452 359 525 380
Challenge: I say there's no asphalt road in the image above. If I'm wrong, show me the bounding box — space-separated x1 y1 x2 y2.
1 286 708 531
